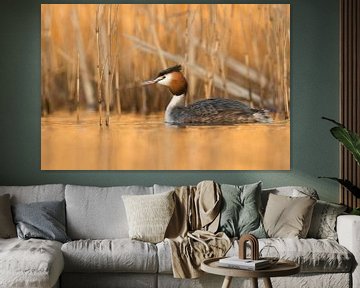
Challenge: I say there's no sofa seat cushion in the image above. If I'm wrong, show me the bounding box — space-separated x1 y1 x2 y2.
157 238 353 274
230 238 354 273
0 238 64 288
61 239 158 273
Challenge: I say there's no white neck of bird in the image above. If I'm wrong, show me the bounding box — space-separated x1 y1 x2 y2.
165 94 186 123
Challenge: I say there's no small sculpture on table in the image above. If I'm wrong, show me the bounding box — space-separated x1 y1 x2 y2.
238 233 260 260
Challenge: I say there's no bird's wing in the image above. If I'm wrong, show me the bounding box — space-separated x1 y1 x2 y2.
169 98 259 124
188 98 252 115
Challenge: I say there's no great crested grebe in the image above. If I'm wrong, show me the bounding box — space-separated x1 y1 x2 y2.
142 65 272 125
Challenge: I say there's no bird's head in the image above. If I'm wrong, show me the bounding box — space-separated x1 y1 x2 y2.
142 64 188 96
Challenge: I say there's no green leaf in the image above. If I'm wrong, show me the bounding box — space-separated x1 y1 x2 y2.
319 177 360 198
330 126 360 165
351 208 360 215
322 117 360 165
321 116 344 127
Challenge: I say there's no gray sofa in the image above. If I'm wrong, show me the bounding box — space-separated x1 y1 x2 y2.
0 184 359 288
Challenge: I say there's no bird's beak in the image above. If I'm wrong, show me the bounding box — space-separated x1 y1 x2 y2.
141 76 165 86
141 79 157 86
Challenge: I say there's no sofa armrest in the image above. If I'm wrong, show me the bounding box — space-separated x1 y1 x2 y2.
337 215 360 288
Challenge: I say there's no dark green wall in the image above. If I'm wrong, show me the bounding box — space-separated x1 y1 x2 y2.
0 0 340 202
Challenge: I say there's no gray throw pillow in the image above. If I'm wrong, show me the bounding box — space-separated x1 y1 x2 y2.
12 200 70 243
218 182 266 238
0 194 16 238
307 200 347 240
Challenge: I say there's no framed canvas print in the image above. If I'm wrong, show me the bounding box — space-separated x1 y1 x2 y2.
41 4 290 170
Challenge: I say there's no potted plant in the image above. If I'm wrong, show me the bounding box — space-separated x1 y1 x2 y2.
320 117 360 215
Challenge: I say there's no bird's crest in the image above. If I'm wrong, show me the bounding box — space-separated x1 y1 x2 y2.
157 65 182 77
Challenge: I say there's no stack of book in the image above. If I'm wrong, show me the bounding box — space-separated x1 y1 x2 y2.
218 257 271 270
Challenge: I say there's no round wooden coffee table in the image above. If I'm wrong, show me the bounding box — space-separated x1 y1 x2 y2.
201 257 300 288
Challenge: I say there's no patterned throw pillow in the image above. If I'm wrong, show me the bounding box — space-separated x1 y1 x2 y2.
307 200 347 240
263 194 316 238
218 182 266 239
122 191 175 243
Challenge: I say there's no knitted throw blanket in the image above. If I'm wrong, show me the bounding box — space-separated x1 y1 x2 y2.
165 181 231 278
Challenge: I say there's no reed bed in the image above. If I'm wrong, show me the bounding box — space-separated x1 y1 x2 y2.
41 4 290 124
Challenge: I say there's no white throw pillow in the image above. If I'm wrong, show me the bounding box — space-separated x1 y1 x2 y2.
122 191 175 243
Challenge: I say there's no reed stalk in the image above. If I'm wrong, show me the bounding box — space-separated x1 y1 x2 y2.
76 51 80 122
66 53 75 112
96 5 103 125
115 66 121 115
259 54 269 107
219 5 233 99
184 4 197 104
204 5 218 99
283 38 289 118
71 6 94 107
283 16 290 119
132 8 141 112
42 5 52 116
245 54 253 107
105 5 112 126
148 6 167 69
275 43 281 110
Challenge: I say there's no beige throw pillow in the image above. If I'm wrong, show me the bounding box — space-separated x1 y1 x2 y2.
0 194 17 238
263 193 316 238
122 191 175 243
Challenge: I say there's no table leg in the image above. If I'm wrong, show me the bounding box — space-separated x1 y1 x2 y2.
263 277 273 288
221 276 233 288
251 278 258 288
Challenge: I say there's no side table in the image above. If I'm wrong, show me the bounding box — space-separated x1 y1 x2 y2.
201 257 300 288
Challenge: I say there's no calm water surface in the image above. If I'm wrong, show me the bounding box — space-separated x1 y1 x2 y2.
41 111 290 170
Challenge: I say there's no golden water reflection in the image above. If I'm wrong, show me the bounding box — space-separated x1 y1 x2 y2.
41 112 290 170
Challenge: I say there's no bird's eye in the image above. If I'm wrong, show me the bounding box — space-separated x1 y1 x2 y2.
156 76 166 82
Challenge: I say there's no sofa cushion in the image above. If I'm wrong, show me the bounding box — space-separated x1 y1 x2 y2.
156 241 173 274
122 191 175 243
157 238 353 274
0 194 16 238
12 200 70 243
65 185 153 239
263 194 316 238
307 200 347 240
0 184 65 204
61 239 158 273
218 182 266 238
261 238 354 273
0 238 64 288
234 238 353 273
261 186 319 212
